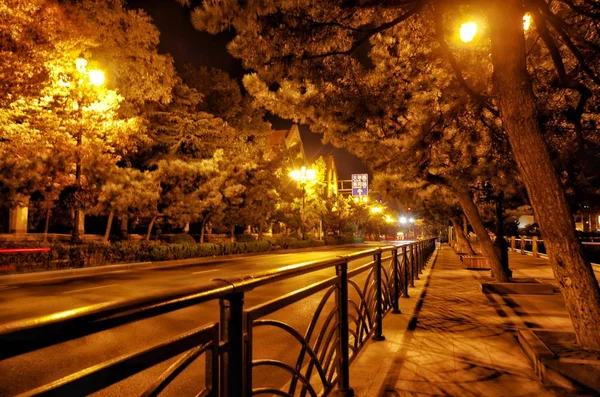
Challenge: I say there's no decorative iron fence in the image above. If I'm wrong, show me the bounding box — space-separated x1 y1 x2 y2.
0 239 436 397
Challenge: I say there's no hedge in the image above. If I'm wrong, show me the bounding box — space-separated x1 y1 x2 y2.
0 235 360 274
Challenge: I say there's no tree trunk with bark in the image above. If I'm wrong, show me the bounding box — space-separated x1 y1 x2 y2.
451 217 475 255
455 188 510 282
119 214 128 239
200 218 207 244
488 0 600 349
230 224 235 243
43 208 51 243
104 209 115 242
146 215 157 241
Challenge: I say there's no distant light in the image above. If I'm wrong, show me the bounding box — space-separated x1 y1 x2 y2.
409 217 415 224
400 216 407 224
523 13 532 31
88 70 105 86
76 58 88 72
460 21 478 43
362 196 369 203
290 170 301 180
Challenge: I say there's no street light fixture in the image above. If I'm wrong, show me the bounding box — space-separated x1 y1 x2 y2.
460 21 478 43
290 166 316 239
71 57 105 243
399 216 407 224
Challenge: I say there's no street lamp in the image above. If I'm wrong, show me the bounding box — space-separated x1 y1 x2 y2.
71 57 105 243
460 21 478 43
399 216 407 224
290 166 316 239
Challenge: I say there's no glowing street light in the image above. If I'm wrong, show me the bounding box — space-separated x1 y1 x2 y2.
290 166 317 239
399 216 407 224
409 217 415 224
370 206 383 214
460 21 478 43
88 69 105 86
523 13 532 31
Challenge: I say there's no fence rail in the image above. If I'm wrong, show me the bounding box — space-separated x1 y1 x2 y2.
1 239 436 397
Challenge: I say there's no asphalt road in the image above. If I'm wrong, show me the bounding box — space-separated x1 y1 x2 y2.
0 242 412 396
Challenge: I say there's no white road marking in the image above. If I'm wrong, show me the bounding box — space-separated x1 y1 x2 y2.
0 286 18 291
62 284 119 294
191 269 220 275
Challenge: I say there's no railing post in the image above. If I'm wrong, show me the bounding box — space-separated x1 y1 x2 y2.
412 244 420 280
510 236 516 252
532 236 539 258
402 245 410 298
520 236 526 255
409 244 416 286
220 292 245 397
392 248 401 314
335 260 354 396
419 242 424 272
372 250 385 341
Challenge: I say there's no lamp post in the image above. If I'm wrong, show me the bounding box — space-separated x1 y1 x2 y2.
68 57 105 243
290 166 316 239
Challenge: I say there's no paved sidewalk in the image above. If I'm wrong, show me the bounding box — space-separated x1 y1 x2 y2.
381 246 559 396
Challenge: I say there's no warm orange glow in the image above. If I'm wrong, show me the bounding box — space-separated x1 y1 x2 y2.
290 166 316 182
460 21 478 43
523 13 532 31
88 69 105 86
76 58 88 72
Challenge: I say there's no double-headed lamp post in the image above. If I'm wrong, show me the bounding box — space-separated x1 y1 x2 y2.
290 166 316 239
69 57 105 243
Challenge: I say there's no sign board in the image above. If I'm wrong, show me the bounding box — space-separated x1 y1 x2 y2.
351 174 368 196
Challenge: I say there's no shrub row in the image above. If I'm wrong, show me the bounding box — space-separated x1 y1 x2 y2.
0 235 360 274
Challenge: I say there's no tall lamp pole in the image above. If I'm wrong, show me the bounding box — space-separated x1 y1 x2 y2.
66 57 105 243
290 166 316 240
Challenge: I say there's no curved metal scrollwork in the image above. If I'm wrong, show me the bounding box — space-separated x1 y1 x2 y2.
250 285 340 397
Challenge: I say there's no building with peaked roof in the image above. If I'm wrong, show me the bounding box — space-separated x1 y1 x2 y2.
269 124 338 197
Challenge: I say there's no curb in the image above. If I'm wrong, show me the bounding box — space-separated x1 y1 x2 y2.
0 243 375 286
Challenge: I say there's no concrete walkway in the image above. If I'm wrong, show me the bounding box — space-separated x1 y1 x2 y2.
381 246 560 396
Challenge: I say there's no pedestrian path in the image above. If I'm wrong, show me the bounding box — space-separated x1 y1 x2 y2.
381 246 559 396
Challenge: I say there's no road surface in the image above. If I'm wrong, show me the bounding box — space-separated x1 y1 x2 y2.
0 243 412 396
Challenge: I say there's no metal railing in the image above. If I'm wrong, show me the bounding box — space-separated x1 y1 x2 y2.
507 236 599 265
0 239 436 397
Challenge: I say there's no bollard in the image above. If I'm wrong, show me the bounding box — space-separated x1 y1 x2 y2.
220 293 245 397
402 245 410 298
392 249 401 314
520 236 526 255
532 236 539 258
335 260 355 396
372 251 385 341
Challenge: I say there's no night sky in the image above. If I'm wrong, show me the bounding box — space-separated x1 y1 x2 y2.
127 0 368 180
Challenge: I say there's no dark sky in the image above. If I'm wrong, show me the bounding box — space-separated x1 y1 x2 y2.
127 0 368 180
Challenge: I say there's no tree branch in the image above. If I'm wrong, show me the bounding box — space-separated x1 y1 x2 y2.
299 4 424 60
432 6 499 117
535 9 591 149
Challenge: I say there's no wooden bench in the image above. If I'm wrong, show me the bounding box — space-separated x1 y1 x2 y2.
463 256 490 270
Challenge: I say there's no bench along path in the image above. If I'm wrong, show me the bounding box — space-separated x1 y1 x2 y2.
382 246 559 396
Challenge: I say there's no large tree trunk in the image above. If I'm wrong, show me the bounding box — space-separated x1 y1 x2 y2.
488 1 600 349
146 215 157 241
455 189 510 282
43 207 51 243
103 209 115 242
119 214 128 239
451 217 475 255
200 218 207 244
